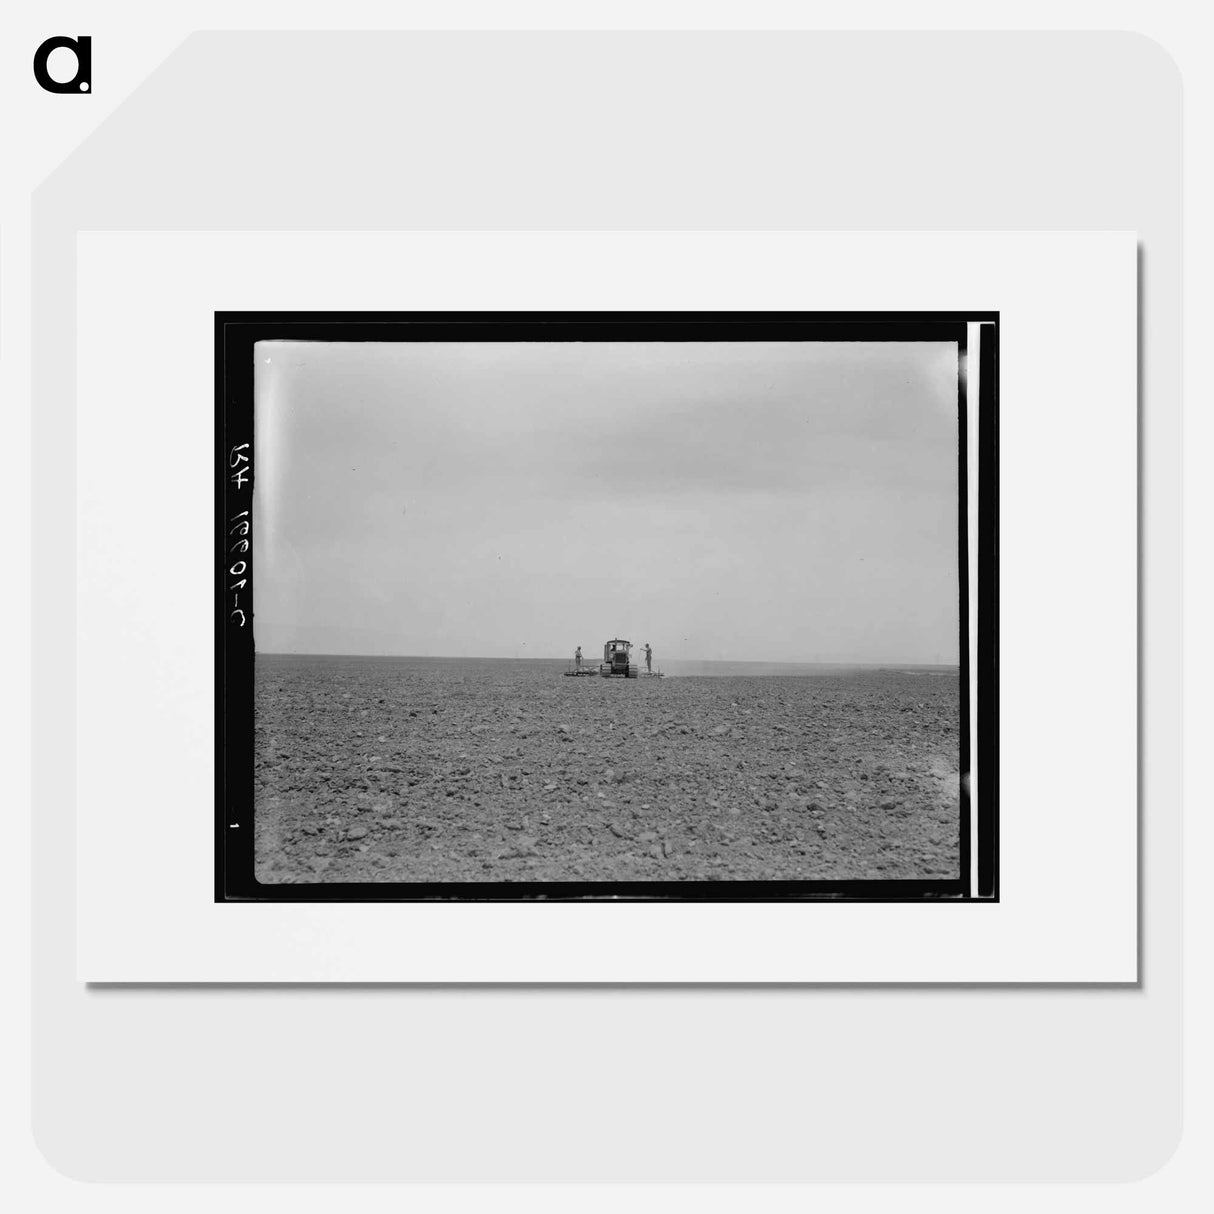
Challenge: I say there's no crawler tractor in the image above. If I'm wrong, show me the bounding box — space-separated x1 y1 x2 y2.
600 638 640 678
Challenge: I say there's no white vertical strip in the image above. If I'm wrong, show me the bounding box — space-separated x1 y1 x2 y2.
967 322 983 896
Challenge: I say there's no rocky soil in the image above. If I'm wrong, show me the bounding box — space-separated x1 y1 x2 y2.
253 656 961 885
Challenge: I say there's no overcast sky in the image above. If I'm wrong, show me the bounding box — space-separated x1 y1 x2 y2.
252 339 959 663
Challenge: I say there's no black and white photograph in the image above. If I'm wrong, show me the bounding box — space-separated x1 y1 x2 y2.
218 312 997 901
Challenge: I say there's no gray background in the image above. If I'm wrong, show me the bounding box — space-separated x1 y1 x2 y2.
32 32 1179 1180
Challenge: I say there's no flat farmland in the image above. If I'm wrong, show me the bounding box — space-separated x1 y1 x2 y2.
253 656 961 885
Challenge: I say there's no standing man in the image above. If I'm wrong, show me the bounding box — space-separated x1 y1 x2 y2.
642 642 653 673
574 645 583 671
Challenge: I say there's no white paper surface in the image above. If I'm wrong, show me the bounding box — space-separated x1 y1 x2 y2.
75 230 1136 981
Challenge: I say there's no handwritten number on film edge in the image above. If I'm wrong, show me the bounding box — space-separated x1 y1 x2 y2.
228 442 251 627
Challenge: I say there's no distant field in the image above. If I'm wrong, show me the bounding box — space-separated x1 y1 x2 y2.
253 654 962 885
655 658 959 679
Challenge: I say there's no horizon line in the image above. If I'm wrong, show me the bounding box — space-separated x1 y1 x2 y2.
256 651 961 668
